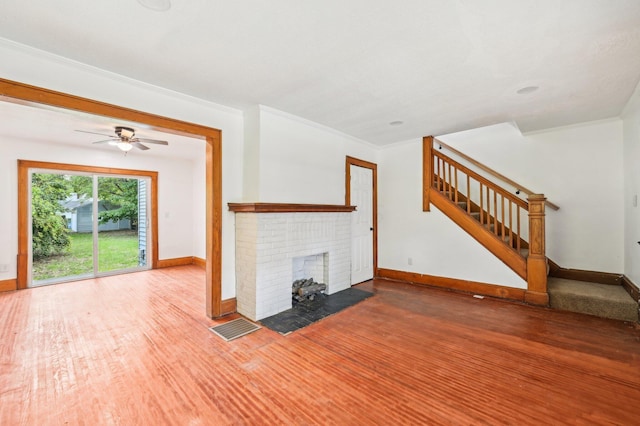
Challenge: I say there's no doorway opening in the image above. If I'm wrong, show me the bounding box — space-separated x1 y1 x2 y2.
30 169 153 287
3 77 223 318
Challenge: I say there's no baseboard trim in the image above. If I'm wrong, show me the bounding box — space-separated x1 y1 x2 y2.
621 276 640 302
156 257 196 268
221 298 237 315
547 259 622 285
0 279 17 292
376 268 526 301
193 257 206 268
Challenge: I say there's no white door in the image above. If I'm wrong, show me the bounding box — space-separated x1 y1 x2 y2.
350 165 374 284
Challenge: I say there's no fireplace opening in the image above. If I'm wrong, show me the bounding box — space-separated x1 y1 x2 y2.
292 252 328 304
292 278 327 303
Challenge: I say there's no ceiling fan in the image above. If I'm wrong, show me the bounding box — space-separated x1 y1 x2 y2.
76 126 169 152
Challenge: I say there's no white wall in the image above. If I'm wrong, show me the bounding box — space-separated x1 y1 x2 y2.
622 81 640 286
246 106 379 204
378 140 527 288
438 120 625 273
0 40 244 300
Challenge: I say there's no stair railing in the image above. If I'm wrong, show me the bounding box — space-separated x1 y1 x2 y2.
433 148 529 255
423 135 549 306
434 138 559 211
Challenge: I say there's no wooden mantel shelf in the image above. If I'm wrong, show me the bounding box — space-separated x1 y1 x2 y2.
228 202 356 213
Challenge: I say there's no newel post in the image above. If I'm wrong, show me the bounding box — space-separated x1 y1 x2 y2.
423 136 433 212
525 194 549 306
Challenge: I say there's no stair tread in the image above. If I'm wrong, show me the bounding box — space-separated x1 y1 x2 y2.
548 278 637 322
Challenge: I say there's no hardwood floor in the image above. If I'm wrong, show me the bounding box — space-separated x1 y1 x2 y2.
1 266 639 425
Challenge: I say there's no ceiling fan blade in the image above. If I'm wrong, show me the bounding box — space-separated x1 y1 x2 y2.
132 142 150 150
75 129 115 138
134 138 169 145
92 139 117 144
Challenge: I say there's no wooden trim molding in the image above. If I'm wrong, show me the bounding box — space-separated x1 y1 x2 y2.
547 259 623 286
156 257 194 269
220 298 237 316
18 160 159 288
193 257 206 268
2 78 223 318
345 156 379 277
422 136 433 212
621 276 640 302
228 203 356 213
0 279 17 292
377 268 526 301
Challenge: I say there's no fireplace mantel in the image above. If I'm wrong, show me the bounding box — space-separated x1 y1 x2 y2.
228 202 356 213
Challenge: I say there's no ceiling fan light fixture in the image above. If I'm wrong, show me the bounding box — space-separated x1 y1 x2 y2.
117 142 134 152
137 0 171 11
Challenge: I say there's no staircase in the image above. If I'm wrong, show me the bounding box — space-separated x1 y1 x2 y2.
422 136 640 322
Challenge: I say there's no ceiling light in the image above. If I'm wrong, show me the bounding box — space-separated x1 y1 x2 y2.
117 142 133 152
516 86 539 95
389 120 404 126
137 0 171 11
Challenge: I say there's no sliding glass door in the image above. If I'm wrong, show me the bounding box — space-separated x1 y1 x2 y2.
30 171 151 287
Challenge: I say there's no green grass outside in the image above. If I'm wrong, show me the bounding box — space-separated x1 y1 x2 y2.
33 230 140 282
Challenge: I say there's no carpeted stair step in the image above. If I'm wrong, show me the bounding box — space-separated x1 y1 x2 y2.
548 277 638 322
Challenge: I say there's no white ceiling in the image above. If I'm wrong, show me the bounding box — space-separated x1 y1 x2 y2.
0 97 205 160
1 0 640 146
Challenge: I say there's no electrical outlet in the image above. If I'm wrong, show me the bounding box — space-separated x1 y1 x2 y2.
408 257 413 266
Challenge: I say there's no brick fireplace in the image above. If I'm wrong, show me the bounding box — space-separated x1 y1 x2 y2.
229 203 355 321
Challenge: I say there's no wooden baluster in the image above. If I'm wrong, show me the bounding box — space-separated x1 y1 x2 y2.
442 158 447 194
448 162 453 200
508 200 515 247
484 186 488 226
509 200 515 247
454 166 459 204
479 182 484 224
525 194 548 306
466 175 471 214
493 190 498 235
516 207 521 252
501 195 505 239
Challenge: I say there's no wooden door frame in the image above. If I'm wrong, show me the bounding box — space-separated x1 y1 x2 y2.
345 156 378 277
1 78 223 318
19 161 158 284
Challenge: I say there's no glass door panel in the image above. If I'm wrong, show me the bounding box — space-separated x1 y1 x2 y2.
31 173 94 286
97 176 148 274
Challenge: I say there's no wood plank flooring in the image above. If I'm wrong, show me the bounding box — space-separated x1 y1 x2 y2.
1 265 639 425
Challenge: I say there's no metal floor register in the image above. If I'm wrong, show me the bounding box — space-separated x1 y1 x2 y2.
209 318 261 341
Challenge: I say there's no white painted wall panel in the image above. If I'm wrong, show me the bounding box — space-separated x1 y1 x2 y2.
255 107 379 204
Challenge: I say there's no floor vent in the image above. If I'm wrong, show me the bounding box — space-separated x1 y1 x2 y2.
209 318 261 341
